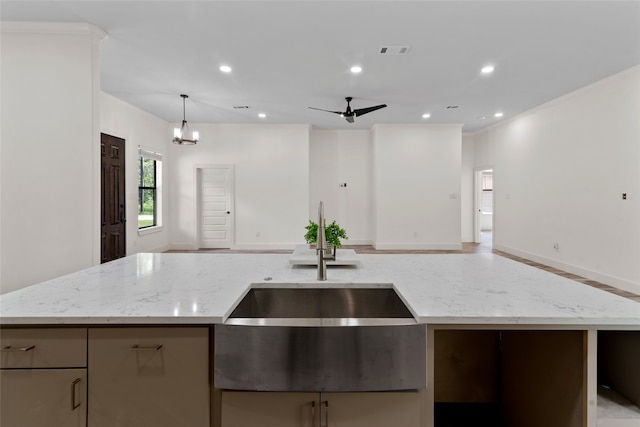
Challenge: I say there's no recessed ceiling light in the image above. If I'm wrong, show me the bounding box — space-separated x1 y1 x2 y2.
494 112 504 118
258 113 266 118
481 65 495 74
422 113 431 119
350 66 362 74
219 65 232 73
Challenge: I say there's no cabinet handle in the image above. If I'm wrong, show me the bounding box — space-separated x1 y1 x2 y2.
2 345 35 352
70 378 81 410
322 401 329 427
131 344 163 351
311 401 317 427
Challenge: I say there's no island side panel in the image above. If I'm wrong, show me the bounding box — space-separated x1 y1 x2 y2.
501 330 586 427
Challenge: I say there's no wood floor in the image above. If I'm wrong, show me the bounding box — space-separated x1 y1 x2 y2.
166 232 640 303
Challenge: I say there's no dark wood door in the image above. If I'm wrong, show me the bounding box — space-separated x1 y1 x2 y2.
101 134 126 263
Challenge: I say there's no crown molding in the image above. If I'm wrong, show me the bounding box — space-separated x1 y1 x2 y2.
1 21 107 40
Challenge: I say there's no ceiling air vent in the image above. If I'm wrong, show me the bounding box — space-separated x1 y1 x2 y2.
233 105 251 109
379 45 410 54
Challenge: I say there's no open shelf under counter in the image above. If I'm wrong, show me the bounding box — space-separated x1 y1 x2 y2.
598 330 640 427
598 386 640 427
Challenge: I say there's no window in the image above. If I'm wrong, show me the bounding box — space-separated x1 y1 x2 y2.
138 147 162 229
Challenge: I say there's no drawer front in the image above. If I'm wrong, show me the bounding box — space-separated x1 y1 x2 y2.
1 328 87 368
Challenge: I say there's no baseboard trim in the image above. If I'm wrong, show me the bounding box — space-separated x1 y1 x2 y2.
231 243 296 250
342 239 374 246
494 244 640 295
231 241 374 250
373 243 463 250
169 243 199 251
147 243 170 253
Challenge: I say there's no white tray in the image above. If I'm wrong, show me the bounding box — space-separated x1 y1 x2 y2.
289 248 361 266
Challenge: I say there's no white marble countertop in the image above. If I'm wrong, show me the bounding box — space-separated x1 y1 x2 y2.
0 253 638 327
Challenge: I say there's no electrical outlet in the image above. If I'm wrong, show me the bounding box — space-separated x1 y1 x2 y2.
256 232 260 238
622 193 627 200
553 243 559 250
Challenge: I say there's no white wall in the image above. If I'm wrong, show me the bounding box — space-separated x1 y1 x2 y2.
372 124 463 249
0 23 104 294
309 130 373 245
461 134 475 242
477 66 640 293
100 92 171 254
472 130 495 171
168 124 310 249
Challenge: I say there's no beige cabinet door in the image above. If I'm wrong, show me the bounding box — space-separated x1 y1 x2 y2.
88 327 210 427
323 392 423 427
220 391 423 427
0 368 87 427
221 391 318 427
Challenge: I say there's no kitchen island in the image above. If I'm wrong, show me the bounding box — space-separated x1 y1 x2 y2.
1 252 639 427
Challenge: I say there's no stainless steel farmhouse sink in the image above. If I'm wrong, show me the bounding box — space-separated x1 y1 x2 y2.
227 287 416 323
214 287 426 392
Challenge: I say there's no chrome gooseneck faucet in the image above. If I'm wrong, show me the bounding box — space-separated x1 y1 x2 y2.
317 201 335 280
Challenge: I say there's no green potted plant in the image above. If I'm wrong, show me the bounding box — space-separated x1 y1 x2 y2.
304 220 348 253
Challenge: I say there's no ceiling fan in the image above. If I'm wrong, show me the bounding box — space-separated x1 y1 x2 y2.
309 97 387 123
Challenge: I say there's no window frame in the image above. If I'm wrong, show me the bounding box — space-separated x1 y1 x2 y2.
137 147 162 232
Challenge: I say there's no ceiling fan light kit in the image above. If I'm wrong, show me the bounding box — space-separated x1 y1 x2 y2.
309 96 387 123
173 94 199 145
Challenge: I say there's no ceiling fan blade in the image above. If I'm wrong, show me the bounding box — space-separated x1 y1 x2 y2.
353 104 387 116
310 99 386 123
308 107 343 115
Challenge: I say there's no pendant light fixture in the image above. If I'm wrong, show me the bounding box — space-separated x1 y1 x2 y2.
173 94 199 145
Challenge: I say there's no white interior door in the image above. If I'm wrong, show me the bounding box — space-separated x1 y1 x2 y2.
474 168 493 243
199 166 233 248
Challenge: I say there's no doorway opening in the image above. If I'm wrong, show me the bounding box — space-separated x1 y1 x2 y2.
474 169 493 246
